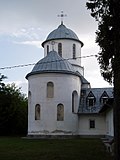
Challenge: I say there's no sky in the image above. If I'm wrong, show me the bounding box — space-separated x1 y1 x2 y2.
0 0 112 95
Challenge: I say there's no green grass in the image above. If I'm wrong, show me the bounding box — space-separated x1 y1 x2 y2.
0 137 113 160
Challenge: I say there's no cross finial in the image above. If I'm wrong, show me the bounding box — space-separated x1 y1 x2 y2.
57 11 67 25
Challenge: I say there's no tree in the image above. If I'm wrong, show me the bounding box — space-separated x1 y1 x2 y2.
86 0 120 159
0 75 28 135
0 73 7 89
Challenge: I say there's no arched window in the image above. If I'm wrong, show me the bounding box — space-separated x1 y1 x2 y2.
47 45 49 55
72 91 78 113
35 104 40 120
28 91 31 106
86 91 96 107
47 82 54 98
57 104 64 121
28 91 31 98
58 43 62 57
73 44 76 59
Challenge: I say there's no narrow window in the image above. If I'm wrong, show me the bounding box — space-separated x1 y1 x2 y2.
58 43 62 57
89 120 95 129
47 45 49 55
72 91 78 113
102 98 108 104
28 91 31 96
88 98 94 106
35 104 40 120
73 44 76 59
28 91 31 106
86 91 96 107
100 91 109 104
57 104 64 121
47 82 54 98
72 92 75 112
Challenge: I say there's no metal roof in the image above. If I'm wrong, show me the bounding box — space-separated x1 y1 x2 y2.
78 88 113 114
42 24 84 47
26 50 80 78
76 71 90 84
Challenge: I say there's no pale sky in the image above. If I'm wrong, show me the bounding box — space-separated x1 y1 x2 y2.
0 0 111 95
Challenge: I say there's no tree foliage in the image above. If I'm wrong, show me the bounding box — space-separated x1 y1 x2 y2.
86 0 120 159
0 73 7 89
86 0 116 84
0 74 28 135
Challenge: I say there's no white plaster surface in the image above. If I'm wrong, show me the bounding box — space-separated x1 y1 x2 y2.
78 114 106 135
28 73 81 135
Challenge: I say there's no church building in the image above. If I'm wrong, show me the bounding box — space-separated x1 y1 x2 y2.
26 19 113 138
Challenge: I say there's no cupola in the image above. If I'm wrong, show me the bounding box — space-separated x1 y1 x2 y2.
42 23 83 47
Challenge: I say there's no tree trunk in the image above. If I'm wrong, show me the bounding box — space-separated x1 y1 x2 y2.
112 1 120 159
114 59 120 160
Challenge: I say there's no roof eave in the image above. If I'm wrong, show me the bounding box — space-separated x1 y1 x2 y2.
41 38 84 48
26 70 80 79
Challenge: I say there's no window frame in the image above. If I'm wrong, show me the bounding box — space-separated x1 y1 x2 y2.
86 91 96 107
57 103 64 121
89 119 95 129
100 91 109 104
72 90 78 113
73 44 76 59
47 82 54 98
88 97 95 107
35 104 41 120
47 45 49 55
58 43 62 57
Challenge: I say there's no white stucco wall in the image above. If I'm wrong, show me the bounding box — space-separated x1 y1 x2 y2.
105 109 114 137
27 73 81 135
78 114 106 136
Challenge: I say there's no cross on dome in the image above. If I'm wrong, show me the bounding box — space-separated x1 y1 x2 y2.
57 11 67 24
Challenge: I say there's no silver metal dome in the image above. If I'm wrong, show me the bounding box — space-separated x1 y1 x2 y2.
26 50 80 78
42 24 83 47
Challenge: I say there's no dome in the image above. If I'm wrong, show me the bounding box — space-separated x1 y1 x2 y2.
26 50 80 78
42 24 83 47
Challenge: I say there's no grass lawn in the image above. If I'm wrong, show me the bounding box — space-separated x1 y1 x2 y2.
0 137 113 160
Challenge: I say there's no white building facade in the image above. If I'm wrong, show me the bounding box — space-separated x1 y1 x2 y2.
26 22 114 137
